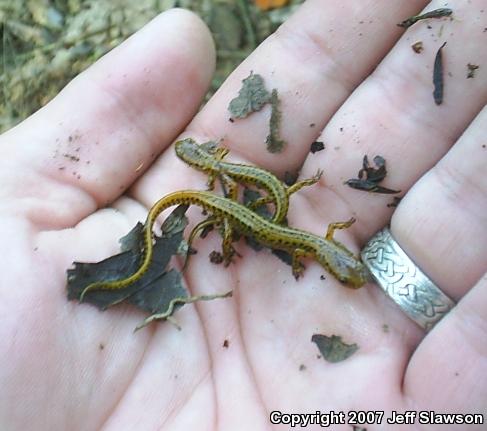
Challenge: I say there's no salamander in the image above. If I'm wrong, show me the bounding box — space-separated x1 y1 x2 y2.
175 138 322 223
80 190 369 300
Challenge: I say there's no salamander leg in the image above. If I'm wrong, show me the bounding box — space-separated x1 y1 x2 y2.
213 147 229 161
325 217 356 241
220 173 238 201
206 172 217 191
247 192 287 212
286 169 324 195
204 145 231 191
247 170 324 211
246 194 272 210
183 217 219 271
206 172 238 202
291 248 308 279
221 218 238 266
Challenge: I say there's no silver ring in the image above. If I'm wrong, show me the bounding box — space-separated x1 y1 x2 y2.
361 228 455 331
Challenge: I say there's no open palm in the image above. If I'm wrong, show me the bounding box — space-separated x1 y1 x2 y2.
1 3 486 430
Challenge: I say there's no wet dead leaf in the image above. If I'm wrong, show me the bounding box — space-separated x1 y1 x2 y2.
266 89 286 153
344 155 401 194
128 269 186 314
67 206 189 309
397 8 452 29
433 42 447 105
228 72 271 118
310 141 325 153
311 334 359 363
68 204 233 328
283 170 299 186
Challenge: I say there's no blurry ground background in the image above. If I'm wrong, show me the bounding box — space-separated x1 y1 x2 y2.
0 0 304 133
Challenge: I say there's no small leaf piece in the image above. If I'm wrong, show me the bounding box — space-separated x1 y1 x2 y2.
266 89 286 153
67 206 189 309
397 8 453 29
344 155 401 194
310 141 325 153
311 334 359 363
228 72 271 119
67 250 142 309
128 269 186 314
119 222 144 253
433 42 447 105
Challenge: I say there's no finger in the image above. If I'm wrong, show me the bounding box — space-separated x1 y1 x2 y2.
183 0 428 175
0 9 215 227
391 105 487 301
134 0 427 215
404 272 487 414
303 0 487 235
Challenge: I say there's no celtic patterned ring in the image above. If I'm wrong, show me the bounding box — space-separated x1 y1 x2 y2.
361 228 455 331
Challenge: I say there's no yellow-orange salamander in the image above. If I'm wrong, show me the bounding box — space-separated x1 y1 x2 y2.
80 190 369 300
175 138 322 223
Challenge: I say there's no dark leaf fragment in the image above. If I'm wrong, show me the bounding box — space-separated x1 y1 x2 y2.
118 222 144 253
266 89 286 153
311 334 359 363
397 8 453 29
358 155 386 182
271 248 293 266
345 179 400 194
68 205 232 328
128 269 186 314
228 72 271 119
433 42 447 105
67 250 143 308
159 204 190 237
283 170 299 186
345 155 400 194
467 63 479 79
67 206 189 309
310 141 325 153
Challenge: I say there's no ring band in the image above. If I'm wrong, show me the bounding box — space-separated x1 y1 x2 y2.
361 228 455 331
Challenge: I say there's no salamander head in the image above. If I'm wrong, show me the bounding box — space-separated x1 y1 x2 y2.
316 244 370 289
175 138 219 164
175 138 202 161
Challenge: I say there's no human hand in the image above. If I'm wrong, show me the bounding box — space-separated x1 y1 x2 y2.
1 2 486 430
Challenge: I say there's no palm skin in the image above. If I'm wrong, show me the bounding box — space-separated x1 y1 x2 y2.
1 3 486 430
